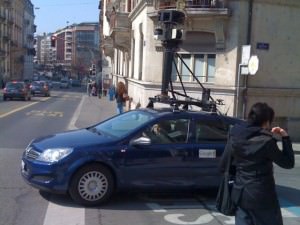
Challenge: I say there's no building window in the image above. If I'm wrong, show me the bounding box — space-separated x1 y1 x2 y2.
131 38 135 78
173 53 216 83
207 54 216 82
180 54 191 82
194 54 205 81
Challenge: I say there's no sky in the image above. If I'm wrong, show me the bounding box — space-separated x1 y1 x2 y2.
31 0 100 35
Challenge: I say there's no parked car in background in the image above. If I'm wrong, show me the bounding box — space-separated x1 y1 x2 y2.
21 108 243 206
30 81 50 97
70 79 81 87
60 79 69 88
3 81 31 101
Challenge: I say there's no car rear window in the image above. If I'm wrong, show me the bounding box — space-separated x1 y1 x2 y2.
32 81 42 86
6 82 24 89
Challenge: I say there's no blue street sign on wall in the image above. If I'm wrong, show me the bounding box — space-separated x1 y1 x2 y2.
256 42 269 50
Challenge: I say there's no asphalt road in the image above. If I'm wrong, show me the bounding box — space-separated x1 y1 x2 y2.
0 89 299 225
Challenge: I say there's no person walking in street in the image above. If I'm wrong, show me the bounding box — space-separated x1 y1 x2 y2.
220 102 294 225
115 81 129 114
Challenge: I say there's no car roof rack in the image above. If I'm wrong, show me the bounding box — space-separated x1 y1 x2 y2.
147 53 224 114
148 10 225 114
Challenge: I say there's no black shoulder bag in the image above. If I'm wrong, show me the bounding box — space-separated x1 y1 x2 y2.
215 146 236 216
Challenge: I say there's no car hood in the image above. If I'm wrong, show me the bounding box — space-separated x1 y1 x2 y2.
31 129 116 151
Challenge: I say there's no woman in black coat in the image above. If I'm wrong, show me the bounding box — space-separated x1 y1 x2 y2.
220 102 294 225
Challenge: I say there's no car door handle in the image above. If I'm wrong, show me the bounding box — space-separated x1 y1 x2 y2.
172 150 188 157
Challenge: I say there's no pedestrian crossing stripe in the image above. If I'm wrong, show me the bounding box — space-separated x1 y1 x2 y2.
146 198 300 224
279 198 300 217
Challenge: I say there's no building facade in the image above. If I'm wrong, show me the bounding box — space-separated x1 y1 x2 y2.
40 34 56 67
23 0 35 80
0 0 11 84
0 0 35 83
72 22 100 79
33 34 42 64
51 23 100 79
10 0 26 80
100 0 300 141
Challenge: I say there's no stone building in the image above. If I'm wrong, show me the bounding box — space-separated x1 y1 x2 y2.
23 0 35 81
0 0 35 82
9 0 26 80
100 0 300 140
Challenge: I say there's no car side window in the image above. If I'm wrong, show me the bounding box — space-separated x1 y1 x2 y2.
140 119 189 144
195 120 229 143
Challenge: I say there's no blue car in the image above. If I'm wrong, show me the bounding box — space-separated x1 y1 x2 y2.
21 108 242 206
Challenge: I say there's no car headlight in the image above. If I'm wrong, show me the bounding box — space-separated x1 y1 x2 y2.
37 148 73 163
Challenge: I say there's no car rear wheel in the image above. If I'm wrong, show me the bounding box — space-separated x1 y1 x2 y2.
69 164 114 206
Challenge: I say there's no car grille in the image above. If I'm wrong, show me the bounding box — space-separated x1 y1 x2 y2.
25 147 41 160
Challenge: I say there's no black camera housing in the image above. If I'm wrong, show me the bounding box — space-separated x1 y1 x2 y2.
158 10 185 25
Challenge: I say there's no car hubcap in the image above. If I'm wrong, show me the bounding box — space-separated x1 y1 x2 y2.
78 171 108 201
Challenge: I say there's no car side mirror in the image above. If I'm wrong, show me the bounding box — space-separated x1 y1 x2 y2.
130 137 151 147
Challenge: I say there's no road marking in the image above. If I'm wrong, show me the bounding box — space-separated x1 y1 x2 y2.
43 201 84 225
147 199 300 225
0 102 39 118
280 198 300 217
164 214 214 225
39 97 51 101
211 212 235 224
146 203 167 212
26 110 63 117
68 95 85 130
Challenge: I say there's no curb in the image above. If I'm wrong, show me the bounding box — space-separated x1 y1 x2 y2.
67 95 85 130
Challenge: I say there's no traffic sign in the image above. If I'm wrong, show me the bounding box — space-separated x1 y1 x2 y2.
248 55 259 75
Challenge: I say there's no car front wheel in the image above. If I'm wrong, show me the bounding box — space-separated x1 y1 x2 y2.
69 164 114 206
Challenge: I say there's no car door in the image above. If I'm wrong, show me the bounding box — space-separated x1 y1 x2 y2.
122 116 194 190
187 115 231 187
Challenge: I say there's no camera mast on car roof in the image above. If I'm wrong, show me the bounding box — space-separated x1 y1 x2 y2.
147 9 224 113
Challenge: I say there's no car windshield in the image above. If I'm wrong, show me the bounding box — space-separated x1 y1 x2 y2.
91 110 155 138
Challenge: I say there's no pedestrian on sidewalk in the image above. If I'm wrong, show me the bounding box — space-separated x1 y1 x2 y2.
87 80 92 96
220 102 294 225
115 81 129 114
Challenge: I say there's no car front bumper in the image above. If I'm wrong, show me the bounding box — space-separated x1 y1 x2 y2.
21 156 70 194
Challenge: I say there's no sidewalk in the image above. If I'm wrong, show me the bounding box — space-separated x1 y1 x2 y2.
72 94 117 129
73 94 300 154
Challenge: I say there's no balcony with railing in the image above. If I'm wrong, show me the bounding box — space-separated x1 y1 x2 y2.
108 8 130 50
102 36 114 58
32 25 37 33
149 0 230 50
158 0 225 8
153 0 229 16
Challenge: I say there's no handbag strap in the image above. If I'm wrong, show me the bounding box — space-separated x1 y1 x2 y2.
224 139 233 174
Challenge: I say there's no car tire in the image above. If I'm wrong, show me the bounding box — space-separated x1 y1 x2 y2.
69 164 114 206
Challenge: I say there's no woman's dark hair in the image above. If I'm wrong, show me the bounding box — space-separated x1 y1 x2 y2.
247 102 275 126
